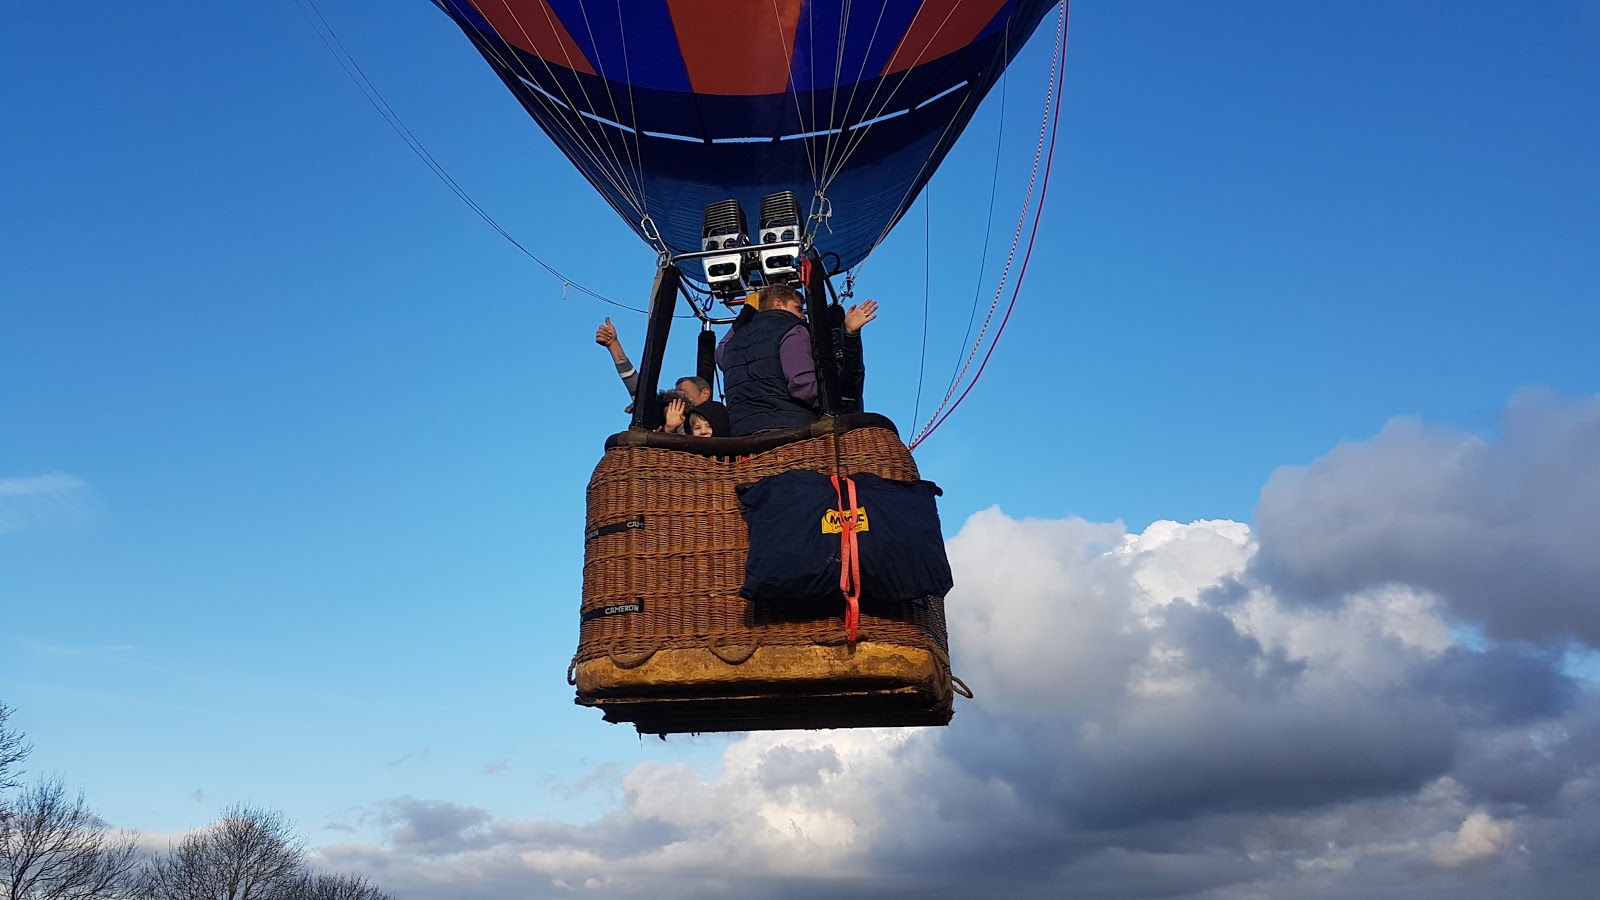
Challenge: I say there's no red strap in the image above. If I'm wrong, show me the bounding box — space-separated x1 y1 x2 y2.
831 474 862 643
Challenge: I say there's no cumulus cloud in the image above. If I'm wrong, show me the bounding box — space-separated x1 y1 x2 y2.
1429 810 1517 867
0 473 93 535
313 395 1600 898
379 798 493 854
1253 388 1600 646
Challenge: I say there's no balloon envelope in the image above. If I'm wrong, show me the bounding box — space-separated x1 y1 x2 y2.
431 0 1058 276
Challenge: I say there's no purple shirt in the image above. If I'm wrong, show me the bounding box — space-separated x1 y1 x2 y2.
778 325 819 405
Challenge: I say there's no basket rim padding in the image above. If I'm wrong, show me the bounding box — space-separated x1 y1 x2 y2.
603 411 899 456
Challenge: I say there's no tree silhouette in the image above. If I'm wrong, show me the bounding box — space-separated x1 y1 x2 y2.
0 704 30 794
288 873 392 900
142 806 304 900
0 777 141 900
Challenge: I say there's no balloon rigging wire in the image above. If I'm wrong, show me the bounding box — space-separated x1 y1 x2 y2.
819 0 892 193
575 0 649 214
945 29 1010 403
449 5 641 217
772 0 819 188
910 4 1063 441
475 0 646 219
850 0 1001 279
823 0 971 194
910 1 1068 451
912 184 931 427
469 37 645 235
291 0 648 313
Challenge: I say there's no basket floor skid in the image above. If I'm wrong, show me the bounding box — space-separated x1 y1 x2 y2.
573 642 954 734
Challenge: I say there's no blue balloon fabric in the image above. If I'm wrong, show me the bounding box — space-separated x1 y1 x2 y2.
430 0 1058 277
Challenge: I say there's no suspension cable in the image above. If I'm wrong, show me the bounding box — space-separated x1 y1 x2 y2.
945 30 1010 401
291 0 645 312
909 2 1068 451
912 184 931 426
820 1 964 194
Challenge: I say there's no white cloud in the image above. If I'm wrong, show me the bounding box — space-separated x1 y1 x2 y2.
1253 388 1600 646
0 473 93 535
1430 811 1517 867
312 396 1600 898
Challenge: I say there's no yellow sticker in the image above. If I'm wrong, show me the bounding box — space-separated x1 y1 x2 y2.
821 507 870 534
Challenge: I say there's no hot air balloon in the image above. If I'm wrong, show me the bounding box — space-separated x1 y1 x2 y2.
430 0 1063 733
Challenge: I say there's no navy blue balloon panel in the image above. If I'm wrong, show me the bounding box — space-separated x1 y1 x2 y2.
432 0 1058 277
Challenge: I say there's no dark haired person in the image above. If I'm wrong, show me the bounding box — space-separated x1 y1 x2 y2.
675 375 712 407
596 317 716 417
686 400 731 437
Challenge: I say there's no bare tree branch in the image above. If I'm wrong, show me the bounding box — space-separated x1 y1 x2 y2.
0 704 31 794
0 777 141 900
142 806 305 900
284 873 392 900
0 712 392 900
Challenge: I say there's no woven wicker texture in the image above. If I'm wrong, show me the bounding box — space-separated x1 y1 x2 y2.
575 424 950 674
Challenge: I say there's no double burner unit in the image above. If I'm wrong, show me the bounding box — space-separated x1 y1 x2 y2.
699 190 807 302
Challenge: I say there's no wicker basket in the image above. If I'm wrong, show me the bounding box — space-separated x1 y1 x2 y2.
573 414 956 734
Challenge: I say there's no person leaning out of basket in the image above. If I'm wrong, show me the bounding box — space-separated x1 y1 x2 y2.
595 317 721 422
716 284 878 436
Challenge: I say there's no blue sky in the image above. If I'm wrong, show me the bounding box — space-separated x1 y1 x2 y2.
3 2 1598 897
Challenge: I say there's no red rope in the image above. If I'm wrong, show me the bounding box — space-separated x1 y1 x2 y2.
909 4 1070 452
831 474 862 643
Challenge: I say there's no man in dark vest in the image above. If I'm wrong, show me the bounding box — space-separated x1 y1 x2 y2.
717 284 877 436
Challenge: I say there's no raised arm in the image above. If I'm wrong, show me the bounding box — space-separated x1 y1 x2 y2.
595 317 638 394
